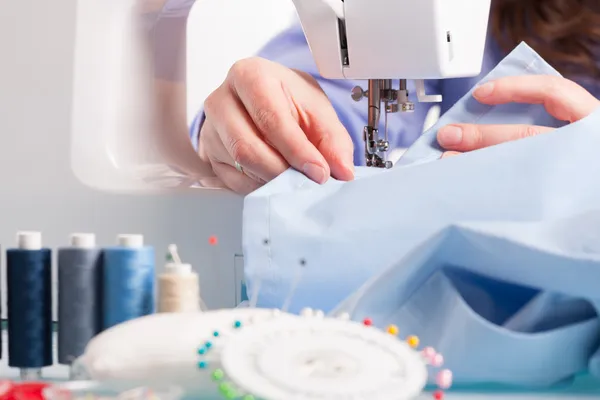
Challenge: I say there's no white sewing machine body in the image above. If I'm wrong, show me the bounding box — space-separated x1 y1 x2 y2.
292 0 492 167
294 0 492 80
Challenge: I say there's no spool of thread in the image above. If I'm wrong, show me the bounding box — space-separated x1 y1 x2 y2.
158 262 200 313
6 231 53 380
57 233 103 369
103 234 155 330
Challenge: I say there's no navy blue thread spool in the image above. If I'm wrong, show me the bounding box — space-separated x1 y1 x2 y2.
103 234 155 330
7 231 53 380
57 233 103 373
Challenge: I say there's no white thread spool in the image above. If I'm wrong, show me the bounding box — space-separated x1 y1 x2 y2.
158 245 201 313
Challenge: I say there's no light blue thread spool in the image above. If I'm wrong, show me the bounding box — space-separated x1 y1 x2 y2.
102 234 155 330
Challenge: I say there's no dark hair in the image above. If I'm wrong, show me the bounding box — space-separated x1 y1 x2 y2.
491 0 600 80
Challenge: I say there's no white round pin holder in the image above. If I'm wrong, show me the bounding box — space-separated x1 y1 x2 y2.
196 308 453 400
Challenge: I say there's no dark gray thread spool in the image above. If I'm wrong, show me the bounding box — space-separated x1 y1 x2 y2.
57 233 103 375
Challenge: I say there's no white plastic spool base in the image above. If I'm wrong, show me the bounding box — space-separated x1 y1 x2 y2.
117 234 144 248
17 231 42 250
71 233 96 249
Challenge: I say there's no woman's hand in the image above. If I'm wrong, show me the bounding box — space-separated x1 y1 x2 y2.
198 57 354 195
437 75 600 157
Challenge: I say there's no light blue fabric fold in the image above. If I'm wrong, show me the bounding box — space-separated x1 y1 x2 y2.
396 42 566 166
241 42 600 387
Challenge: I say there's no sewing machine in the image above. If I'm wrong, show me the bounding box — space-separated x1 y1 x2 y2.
293 0 491 167
71 0 492 192
64 0 490 311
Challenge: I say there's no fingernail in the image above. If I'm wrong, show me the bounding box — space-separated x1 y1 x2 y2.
303 162 328 184
441 151 461 159
474 82 494 98
438 125 463 146
344 160 355 178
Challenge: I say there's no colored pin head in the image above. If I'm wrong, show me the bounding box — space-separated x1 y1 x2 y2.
407 335 420 348
198 318 261 400
386 325 399 335
208 236 218 246
436 369 453 389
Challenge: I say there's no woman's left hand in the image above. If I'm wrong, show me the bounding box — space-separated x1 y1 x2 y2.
436 75 600 157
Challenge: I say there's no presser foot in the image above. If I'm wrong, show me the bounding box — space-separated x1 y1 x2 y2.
354 79 416 169
366 154 392 168
363 126 393 169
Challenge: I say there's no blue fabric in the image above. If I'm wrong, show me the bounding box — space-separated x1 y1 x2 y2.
189 22 600 162
242 42 600 388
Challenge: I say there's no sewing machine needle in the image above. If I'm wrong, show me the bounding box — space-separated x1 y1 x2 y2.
384 101 389 159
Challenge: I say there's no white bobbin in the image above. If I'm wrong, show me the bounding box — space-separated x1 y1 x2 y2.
165 262 192 275
117 234 144 248
17 231 42 250
70 233 96 249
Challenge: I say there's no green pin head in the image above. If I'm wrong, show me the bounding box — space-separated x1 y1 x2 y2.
212 369 224 381
218 382 231 394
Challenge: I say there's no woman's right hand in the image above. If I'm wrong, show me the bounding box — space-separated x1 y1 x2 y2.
198 57 355 195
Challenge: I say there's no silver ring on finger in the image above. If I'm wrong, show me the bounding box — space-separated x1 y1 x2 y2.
234 161 244 174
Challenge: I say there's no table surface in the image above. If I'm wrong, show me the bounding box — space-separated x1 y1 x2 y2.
0 331 595 399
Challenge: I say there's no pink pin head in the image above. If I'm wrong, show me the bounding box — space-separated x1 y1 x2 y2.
431 353 444 367
436 369 453 389
208 236 218 246
422 346 436 359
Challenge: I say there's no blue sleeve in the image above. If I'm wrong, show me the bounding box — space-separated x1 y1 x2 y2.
189 23 441 166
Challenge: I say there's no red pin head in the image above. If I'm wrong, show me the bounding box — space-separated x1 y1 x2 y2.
208 235 218 246
12 382 50 400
